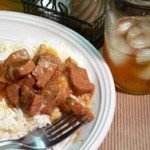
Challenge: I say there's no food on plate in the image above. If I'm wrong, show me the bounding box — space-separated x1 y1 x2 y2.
6 83 20 106
0 43 95 141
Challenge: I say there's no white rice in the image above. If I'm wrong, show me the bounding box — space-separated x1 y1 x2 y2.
0 99 51 141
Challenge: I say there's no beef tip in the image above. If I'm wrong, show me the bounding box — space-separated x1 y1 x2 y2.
4 49 29 67
84 107 95 122
33 44 47 63
0 61 4 70
52 67 72 113
6 83 20 106
0 61 11 84
1 50 30 83
58 101 70 113
66 58 95 94
18 74 36 89
0 74 10 84
51 64 72 94
65 57 78 67
66 98 85 116
37 44 47 55
20 85 43 116
41 66 71 115
66 98 94 121
40 65 72 114
0 73 10 84
0 83 6 92
51 64 65 80
32 53 60 88
8 59 35 81
41 81 69 115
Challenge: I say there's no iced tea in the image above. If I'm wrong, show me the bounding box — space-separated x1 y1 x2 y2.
103 16 150 94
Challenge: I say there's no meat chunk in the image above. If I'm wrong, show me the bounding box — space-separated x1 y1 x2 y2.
8 60 35 81
6 83 20 106
1 50 30 83
0 61 10 84
38 44 47 54
58 101 70 113
33 44 47 63
41 66 71 115
4 49 29 66
0 76 8 84
41 81 69 115
84 108 95 122
66 98 94 121
18 74 36 89
0 83 6 93
51 64 72 94
20 85 43 116
0 61 4 70
32 53 60 88
66 98 85 116
66 58 95 94
65 57 78 66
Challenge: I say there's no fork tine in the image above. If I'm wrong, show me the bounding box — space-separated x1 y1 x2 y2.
47 115 86 139
49 117 88 146
45 112 75 132
51 111 73 127
43 111 74 131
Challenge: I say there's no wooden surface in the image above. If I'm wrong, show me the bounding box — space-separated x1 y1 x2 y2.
0 1 150 150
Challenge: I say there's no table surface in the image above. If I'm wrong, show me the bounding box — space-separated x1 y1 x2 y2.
0 1 150 150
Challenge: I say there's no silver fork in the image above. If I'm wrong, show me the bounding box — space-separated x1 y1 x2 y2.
0 112 88 150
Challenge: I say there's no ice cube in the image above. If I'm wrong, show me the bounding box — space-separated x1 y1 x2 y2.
116 37 133 55
136 48 150 64
137 18 150 36
126 25 142 45
139 20 150 30
129 34 150 49
116 18 135 35
138 65 150 80
126 21 150 49
105 37 131 65
107 41 129 65
109 50 129 65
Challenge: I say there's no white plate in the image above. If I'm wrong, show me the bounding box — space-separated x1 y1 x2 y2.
0 11 116 150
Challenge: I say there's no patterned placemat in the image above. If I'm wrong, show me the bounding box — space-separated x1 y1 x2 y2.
100 91 150 150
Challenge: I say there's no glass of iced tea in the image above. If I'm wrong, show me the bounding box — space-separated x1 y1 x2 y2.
103 0 150 94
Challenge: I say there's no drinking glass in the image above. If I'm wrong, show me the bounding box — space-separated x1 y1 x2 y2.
103 0 150 94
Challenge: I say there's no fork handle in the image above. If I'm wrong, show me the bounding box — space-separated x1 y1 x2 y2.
0 141 36 150
0 140 24 149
